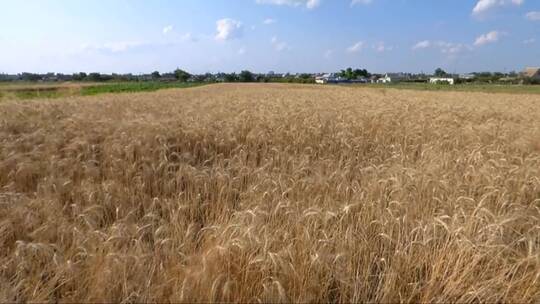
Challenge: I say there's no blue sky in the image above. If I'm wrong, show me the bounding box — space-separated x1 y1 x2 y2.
0 0 539 74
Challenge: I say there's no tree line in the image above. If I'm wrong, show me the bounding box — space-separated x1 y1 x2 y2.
1 67 536 84
0 69 317 84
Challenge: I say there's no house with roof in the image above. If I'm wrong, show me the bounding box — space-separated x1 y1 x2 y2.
377 73 408 83
315 73 345 84
522 67 540 80
459 73 476 81
429 77 455 85
368 75 379 83
159 73 177 82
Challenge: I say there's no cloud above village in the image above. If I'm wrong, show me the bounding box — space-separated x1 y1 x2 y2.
81 41 150 54
160 25 198 42
271 36 290 51
412 40 471 55
351 0 373 6
413 30 502 55
412 40 431 50
256 0 376 9
525 11 540 21
256 0 321 9
474 31 501 46
324 49 334 59
162 25 173 35
346 41 364 53
373 42 393 52
180 32 198 42
263 18 277 25
472 0 524 15
215 18 243 41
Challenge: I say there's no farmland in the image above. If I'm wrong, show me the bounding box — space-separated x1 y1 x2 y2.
0 82 203 101
0 83 539 302
2 82 540 103
362 82 540 95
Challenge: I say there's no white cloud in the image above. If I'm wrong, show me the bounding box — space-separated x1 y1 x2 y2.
306 0 321 9
275 42 288 51
271 36 290 51
215 18 243 41
474 31 501 46
162 25 173 35
346 41 364 53
472 0 523 15
238 47 247 55
256 0 321 9
526 11 540 21
181 32 197 42
374 42 392 52
351 0 373 6
412 40 471 55
324 49 334 58
437 42 468 54
82 41 148 53
412 40 431 50
263 18 277 25
523 38 536 44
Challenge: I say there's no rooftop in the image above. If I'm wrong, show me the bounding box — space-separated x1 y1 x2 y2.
523 67 540 78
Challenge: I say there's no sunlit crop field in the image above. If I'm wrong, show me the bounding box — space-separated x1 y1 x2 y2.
1 84 539 302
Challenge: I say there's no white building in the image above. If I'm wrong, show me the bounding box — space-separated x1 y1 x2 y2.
459 73 476 80
315 73 343 84
429 77 455 85
377 73 407 83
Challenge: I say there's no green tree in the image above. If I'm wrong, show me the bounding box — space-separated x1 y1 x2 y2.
72 72 87 81
434 68 447 77
151 71 161 79
87 73 103 82
203 73 215 82
340 68 354 80
239 70 254 82
224 73 238 82
354 69 370 78
20 73 41 81
492 72 504 79
174 69 191 82
340 67 370 80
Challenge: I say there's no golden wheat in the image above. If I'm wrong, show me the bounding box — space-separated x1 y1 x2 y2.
0 83 539 302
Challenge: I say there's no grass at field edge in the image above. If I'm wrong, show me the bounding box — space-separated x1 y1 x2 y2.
0 82 206 101
355 83 540 94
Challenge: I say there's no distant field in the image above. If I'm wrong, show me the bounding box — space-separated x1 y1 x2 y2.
360 82 540 94
0 82 97 100
80 82 203 95
2 81 540 101
1 84 539 302
0 82 203 100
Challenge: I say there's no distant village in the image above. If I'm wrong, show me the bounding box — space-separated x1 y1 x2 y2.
1 67 539 85
313 67 540 85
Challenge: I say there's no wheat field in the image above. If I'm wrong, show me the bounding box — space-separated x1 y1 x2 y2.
0 83 539 303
